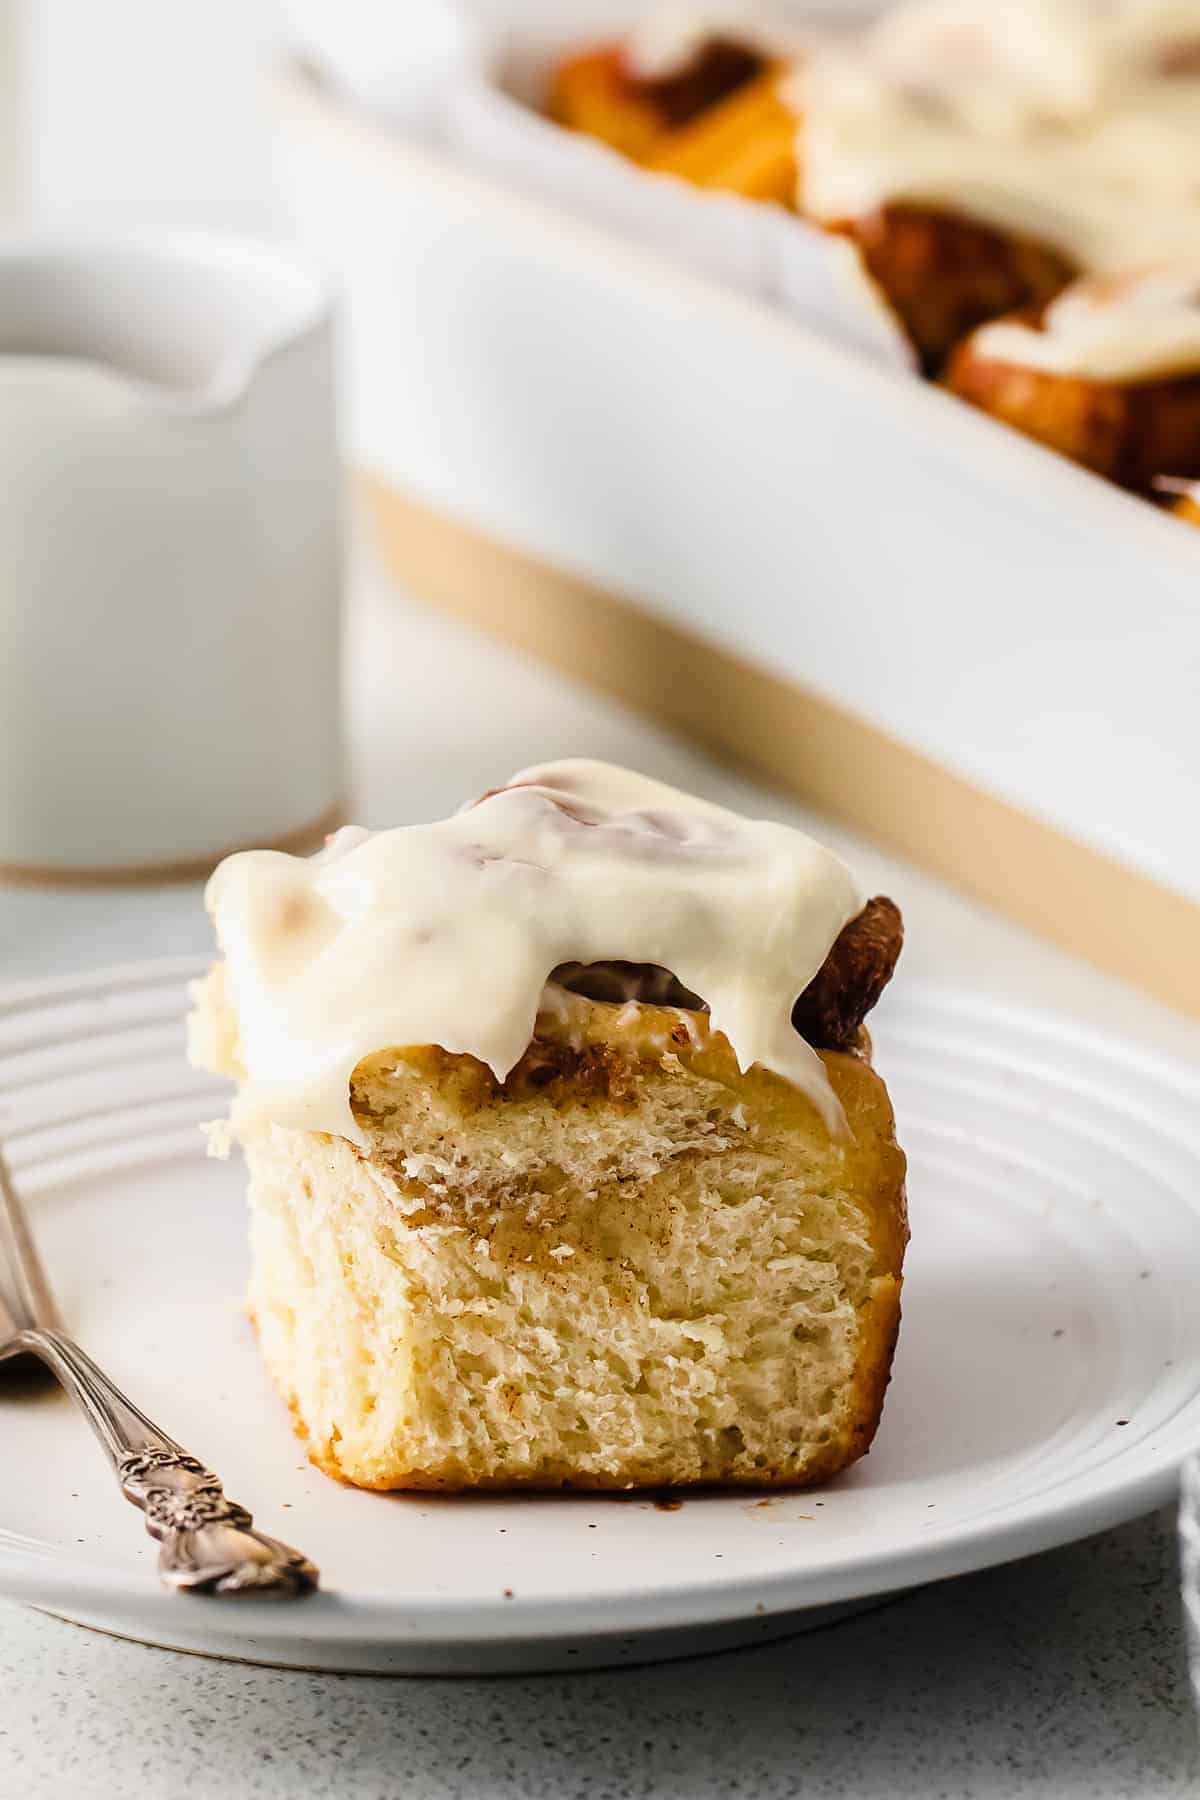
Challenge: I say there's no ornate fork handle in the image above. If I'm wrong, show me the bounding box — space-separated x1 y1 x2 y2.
12 1326 317 1595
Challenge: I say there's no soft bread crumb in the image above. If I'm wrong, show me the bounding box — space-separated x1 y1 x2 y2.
194 978 907 1491
202 1119 234 1161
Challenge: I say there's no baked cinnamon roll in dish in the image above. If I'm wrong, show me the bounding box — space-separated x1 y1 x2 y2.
548 8 799 205
796 0 1200 370
944 266 1200 490
549 0 1200 374
190 762 907 1492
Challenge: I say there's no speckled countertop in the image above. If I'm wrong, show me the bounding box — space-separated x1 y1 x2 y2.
1 1506 1196 1800
2 545 1199 1799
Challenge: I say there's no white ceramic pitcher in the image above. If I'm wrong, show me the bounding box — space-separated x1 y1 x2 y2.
0 235 342 879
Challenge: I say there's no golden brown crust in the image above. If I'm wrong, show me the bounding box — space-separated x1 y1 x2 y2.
828 205 1076 374
548 43 797 205
548 47 667 161
640 69 799 205
794 895 903 1050
944 321 1200 491
1173 492 1200 528
547 39 767 161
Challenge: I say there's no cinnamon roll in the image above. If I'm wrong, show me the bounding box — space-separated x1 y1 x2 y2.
547 8 800 205
548 1 1200 375
944 266 1200 490
190 761 907 1492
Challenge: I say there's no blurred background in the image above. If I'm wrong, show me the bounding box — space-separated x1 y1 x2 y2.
0 0 878 231
3 8 1200 1794
2 0 1197 1001
0 2 280 233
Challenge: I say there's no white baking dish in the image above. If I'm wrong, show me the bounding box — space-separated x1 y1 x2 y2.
266 58 1200 1014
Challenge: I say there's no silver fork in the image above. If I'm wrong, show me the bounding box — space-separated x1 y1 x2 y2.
0 1146 318 1595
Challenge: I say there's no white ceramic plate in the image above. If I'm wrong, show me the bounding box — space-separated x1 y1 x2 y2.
3 958 1200 1675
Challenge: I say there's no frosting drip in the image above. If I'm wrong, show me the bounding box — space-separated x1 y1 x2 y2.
202 760 865 1145
969 263 1200 381
797 0 1200 274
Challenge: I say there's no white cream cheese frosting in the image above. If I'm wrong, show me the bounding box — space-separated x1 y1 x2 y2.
201 760 864 1147
968 263 1200 382
796 0 1200 274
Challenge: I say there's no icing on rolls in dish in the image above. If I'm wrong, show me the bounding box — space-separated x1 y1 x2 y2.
968 263 1200 383
202 761 866 1146
796 0 1200 272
